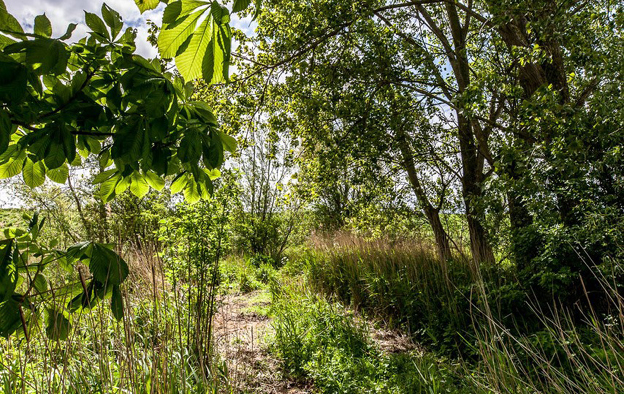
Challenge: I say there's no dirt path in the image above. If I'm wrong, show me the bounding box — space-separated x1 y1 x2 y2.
213 290 311 393
213 289 420 393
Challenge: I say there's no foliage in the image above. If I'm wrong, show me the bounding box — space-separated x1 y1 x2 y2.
242 0 624 280
0 213 129 340
139 0 261 82
270 282 470 393
0 2 236 204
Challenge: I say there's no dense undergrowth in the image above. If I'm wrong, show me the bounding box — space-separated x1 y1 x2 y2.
1 221 622 393
270 279 471 393
270 236 624 394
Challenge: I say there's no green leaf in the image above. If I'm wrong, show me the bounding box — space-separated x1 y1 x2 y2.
88 244 129 286
183 180 201 203
98 173 120 202
115 175 131 194
202 6 231 84
198 174 213 197
170 172 188 194
0 110 10 155
158 7 205 58
0 299 20 338
232 0 252 13
58 23 77 40
204 130 223 169
0 239 17 300
32 273 48 293
129 172 149 198
5 39 69 76
84 11 109 40
178 130 202 163
203 167 220 180
0 4 24 36
0 54 28 101
162 0 182 23
46 164 69 184
93 169 117 184
151 146 170 175
34 14 52 38
219 131 237 153
190 101 218 124
145 171 165 190
253 0 262 20
174 11 213 80
71 71 87 95
111 285 123 321
135 0 160 14
45 309 71 341
44 142 66 170
101 3 123 39
22 159 46 187
65 241 93 264
0 150 25 179
112 122 146 162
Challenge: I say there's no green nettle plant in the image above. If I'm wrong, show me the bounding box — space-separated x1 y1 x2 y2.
0 0 256 341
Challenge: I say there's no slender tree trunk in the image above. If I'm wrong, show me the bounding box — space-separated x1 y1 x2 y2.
458 114 495 264
397 131 452 262
444 3 495 265
425 205 452 262
67 175 93 240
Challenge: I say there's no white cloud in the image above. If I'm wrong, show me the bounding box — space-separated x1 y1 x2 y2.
5 0 164 58
5 1 257 58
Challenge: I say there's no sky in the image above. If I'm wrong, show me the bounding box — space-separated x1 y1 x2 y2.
4 0 256 57
0 0 256 207
5 0 165 57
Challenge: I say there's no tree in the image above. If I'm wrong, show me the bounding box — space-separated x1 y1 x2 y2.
0 0 245 339
239 0 623 275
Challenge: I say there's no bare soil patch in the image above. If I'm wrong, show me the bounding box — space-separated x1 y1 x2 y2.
213 290 312 393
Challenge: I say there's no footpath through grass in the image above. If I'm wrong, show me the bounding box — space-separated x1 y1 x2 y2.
221 243 624 394
221 254 474 394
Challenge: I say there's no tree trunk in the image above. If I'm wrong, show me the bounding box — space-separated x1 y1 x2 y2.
445 3 495 265
467 213 495 265
397 131 452 262
425 205 452 262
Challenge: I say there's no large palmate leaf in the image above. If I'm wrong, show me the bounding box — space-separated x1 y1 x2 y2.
0 3 238 202
158 1 231 83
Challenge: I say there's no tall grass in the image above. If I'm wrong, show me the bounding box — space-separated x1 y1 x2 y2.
0 246 230 394
300 233 624 393
306 233 476 353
